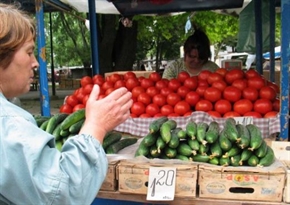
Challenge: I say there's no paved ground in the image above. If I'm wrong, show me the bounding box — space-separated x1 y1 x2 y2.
19 87 75 116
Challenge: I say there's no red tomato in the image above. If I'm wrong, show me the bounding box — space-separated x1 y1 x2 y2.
105 87 115 96
198 70 212 81
267 81 280 93
197 79 209 87
214 99 232 115
184 111 193 117
224 69 244 85
242 87 259 102
132 86 145 99
59 104 73 114
130 101 146 116
245 69 260 79
102 81 114 91
233 99 253 115
108 73 122 84
207 111 222 118
98 94 106 100
152 94 166 107
114 79 126 89
204 87 222 103
247 76 266 90
66 95 79 107
146 86 160 98
83 84 94 94
183 76 198 90
195 100 213 112
223 86 242 102
177 71 190 83
125 77 140 91
161 104 174 116
185 91 200 106
80 76 93 87
273 98 280 111
196 86 208 97
139 113 151 118
215 68 228 76
75 90 86 103
264 111 278 118
232 79 248 91
137 92 151 106
155 80 168 90
207 72 224 85
259 86 277 101
243 111 262 118
177 86 190 99
146 103 160 117
174 101 191 116
167 93 181 106
138 76 145 82
254 99 273 115
211 80 227 92
223 111 241 118
140 78 154 89
124 71 136 80
149 72 162 82
130 113 137 118
154 113 166 118
82 94 90 106
160 87 173 97
168 79 181 92
92 75 105 86
168 113 180 117
73 104 85 112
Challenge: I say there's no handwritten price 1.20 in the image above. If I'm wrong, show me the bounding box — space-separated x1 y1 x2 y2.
146 167 176 201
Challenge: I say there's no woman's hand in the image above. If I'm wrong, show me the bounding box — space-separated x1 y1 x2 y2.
79 85 132 143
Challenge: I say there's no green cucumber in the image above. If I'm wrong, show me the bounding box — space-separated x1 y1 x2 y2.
106 138 137 154
52 124 62 141
209 157 219 165
69 118 85 134
198 143 209 156
175 154 191 161
236 124 251 149
168 128 180 149
177 142 196 156
187 139 200 151
254 140 268 158
205 121 220 144
186 121 197 140
223 145 241 158
209 141 223 158
247 154 259 166
149 116 168 134
150 145 160 158
156 136 166 153
196 122 208 145
219 157 230 166
60 109 85 131
224 118 239 143
102 132 122 150
219 129 232 151
239 149 253 166
135 141 150 157
230 155 241 166
246 124 263 151
191 154 210 163
257 146 275 167
164 147 177 158
46 113 68 134
35 116 50 127
160 119 177 144
40 119 50 131
142 133 158 147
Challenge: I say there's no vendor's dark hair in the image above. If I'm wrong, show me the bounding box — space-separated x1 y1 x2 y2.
183 29 211 61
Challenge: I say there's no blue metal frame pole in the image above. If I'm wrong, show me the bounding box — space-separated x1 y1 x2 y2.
88 0 100 75
35 0 51 116
269 0 276 83
280 0 290 141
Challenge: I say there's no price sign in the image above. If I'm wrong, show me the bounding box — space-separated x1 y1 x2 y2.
146 167 176 201
233 117 253 125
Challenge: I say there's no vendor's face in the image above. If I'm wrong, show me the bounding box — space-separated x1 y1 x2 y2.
0 37 39 98
184 49 204 70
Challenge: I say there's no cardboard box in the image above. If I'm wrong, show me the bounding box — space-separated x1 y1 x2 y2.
117 159 198 199
100 160 119 191
271 141 290 203
262 70 280 86
105 71 154 78
198 163 286 202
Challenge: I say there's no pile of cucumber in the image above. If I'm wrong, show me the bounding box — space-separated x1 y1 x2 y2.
135 117 275 167
34 109 137 153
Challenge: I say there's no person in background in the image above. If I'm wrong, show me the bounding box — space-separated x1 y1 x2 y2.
162 28 219 79
0 3 132 205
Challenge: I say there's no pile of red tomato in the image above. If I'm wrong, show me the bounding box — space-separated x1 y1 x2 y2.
59 68 281 118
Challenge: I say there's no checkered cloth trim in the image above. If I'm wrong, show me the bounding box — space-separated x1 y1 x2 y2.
114 111 280 138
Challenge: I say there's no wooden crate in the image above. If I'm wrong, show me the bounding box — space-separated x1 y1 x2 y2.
100 160 119 191
271 141 290 203
117 159 198 198
198 163 286 202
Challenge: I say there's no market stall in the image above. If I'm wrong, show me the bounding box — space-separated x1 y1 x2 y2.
29 0 290 204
